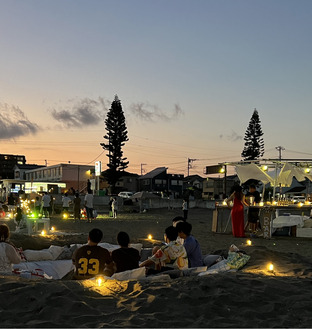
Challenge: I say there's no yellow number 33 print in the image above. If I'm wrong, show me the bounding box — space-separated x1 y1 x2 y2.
78 258 100 275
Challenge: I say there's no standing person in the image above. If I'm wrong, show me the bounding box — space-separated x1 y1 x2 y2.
62 193 71 215
108 197 113 217
34 196 41 216
73 193 81 222
0 224 21 273
72 228 114 279
227 185 248 238
42 192 51 218
87 179 92 194
84 190 94 223
245 184 261 233
112 232 140 273
182 200 188 220
112 198 118 219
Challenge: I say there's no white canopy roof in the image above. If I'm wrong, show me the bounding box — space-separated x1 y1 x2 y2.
235 163 274 185
276 162 312 187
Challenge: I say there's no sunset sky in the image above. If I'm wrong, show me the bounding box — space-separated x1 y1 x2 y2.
1 0 312 177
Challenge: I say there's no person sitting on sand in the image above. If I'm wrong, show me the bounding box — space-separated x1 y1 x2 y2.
112 231 140 273
172 216 186 245
176 221 204 268
72 228 114 279
0 224 21 273
139 226 188 274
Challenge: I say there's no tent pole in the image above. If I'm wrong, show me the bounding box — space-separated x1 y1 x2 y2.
272 162 278 200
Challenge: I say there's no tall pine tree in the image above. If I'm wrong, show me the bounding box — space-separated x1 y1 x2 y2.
100 95 129 191
241 109 264 161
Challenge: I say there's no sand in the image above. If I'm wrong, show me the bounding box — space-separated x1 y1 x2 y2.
2 208 312 328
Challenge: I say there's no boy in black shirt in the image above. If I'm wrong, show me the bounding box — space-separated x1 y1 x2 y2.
112 231 140 273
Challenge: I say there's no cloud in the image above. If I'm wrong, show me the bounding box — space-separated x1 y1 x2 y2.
219 131 243 142
50 97 107 128
129 102 184 122
0 103 40 139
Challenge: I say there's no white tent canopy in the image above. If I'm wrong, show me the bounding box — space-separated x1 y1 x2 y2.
276 163 307 187
235 163 274 185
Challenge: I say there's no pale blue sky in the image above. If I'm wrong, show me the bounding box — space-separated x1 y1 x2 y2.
0 0 311 176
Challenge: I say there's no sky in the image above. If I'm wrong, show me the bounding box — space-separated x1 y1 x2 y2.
1 0 312 177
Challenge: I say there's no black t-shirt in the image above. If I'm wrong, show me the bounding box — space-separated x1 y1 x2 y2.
112 247 140 273
73 245 112 279
246 190 261 204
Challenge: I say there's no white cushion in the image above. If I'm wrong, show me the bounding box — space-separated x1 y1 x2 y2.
24 249 54 261
111 267 146 281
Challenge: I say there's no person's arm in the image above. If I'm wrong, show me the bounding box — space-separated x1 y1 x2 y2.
242 195 249 207
226 193 234 208
6 244 21 264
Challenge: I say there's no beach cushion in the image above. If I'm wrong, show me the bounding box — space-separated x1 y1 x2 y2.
24 245 64 261
203 255 222 267
227 252 250 270
73 243 143 255
12 259 74 280
111 267 146 281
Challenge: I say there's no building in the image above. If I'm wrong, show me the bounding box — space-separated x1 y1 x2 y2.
14 164 45 180
184 175 205 190
139 167 184 198
0 154 26 179
115 172 139 193
24 163 94 192
202 175 239 200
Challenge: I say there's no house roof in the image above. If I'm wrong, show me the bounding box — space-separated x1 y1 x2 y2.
184 175 205 182
14 164 45 170
139 167 167 179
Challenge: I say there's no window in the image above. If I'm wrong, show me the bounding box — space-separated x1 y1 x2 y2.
143 179 150 185
155 179 166 185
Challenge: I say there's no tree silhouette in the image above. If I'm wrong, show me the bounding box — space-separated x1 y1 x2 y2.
241 109 264 161
100 95 129 191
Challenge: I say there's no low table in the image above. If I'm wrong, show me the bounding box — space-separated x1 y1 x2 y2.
27 217 50 235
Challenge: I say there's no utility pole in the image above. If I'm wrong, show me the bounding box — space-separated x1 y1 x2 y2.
140 163 146 176
187 158 197 177
276 146 285 161
275 146 285 200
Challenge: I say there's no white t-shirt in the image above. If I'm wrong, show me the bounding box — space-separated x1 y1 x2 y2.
42 195 51 207
0 242 21 273
84 194 93 208
62 196 71 207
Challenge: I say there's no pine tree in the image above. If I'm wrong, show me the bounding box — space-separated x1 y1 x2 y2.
100 95 129 191
241 109 264 161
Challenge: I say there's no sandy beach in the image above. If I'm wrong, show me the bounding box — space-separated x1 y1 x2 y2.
3 208 312 328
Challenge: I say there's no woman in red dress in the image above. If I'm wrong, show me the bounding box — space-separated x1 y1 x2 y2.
227 185 248 237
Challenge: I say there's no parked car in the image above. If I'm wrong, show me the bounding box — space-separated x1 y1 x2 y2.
118 191 134 198
291 196 306 204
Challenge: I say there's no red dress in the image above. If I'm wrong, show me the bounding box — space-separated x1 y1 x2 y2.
231 197 245 237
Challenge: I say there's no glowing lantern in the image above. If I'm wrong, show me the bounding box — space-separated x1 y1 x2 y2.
268 263 274 272
246 240 252 246
147 234 153 240
96 276 104 286
63 213 69 219
51 226 55 231
259 201 264 207
298 202 303 208
41 230 46 236
222 200 227 206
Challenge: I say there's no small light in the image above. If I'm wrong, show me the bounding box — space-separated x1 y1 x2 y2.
63 213 68 219
96 276 104 286
51 226 55 231
31 213 35 218
222 200 227 206
259 201 264 207
147 234 153 240
298 202 303 208
262 165 268 171
268 263 274 272
305 168 311 173
41 230 46 236
247 240 252 246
